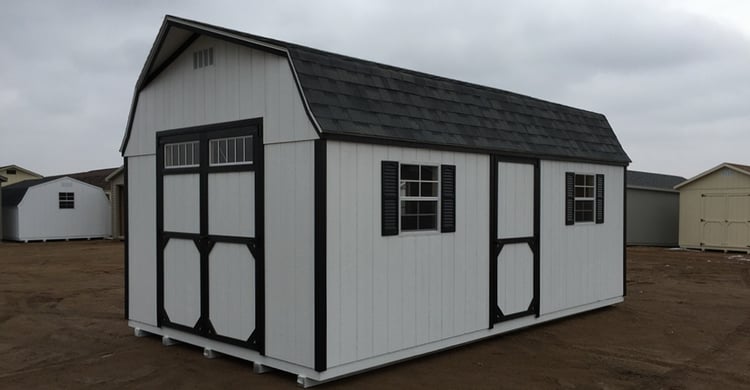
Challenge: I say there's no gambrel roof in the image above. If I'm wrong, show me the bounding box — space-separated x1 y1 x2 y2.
121 15 630 165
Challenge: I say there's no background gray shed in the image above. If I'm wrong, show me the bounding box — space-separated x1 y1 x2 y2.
626 170 685 246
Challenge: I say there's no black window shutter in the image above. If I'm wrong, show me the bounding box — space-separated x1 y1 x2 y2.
565 172 575 225
381 161 399 236
440 165 456 233
595 174 605 224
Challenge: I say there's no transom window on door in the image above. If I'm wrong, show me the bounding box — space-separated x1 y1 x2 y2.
164 141 200 168
210 135 253 166
400 164 439 231
574 174 595 222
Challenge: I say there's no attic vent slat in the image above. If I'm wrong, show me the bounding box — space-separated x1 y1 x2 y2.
193 48 215 69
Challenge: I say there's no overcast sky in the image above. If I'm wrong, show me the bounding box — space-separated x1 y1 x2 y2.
1 0 748 178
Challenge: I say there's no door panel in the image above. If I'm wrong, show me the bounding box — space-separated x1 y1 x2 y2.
208 172 255 237
209 242 256 341
490 158 539 326
497 163 534 238
156 119 264 353
163 238 201 327
497 243 534 315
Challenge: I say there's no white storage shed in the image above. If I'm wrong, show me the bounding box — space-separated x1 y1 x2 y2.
122 16 630 386
1 176 111 242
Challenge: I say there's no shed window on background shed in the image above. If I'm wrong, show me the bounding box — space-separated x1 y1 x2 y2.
59 192 74 209
164 141 199 168
210 136 253 166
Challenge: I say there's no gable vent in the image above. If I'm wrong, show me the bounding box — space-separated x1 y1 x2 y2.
193 48 214 69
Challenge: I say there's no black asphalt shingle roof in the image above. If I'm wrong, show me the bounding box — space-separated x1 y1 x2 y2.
287 45 630 164
123 16 631 165
626 170 685 191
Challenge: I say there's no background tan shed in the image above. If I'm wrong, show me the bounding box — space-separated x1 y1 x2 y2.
675 163 750 253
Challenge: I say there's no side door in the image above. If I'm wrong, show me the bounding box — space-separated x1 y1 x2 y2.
156 119 264 352
490 157 539 326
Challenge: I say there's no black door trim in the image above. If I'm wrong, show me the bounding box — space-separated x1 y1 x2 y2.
156 118 265 353
489 155 541 328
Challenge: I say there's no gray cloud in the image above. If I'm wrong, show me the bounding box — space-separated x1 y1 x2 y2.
0 0 748 178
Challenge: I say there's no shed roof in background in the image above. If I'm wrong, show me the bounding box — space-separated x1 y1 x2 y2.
68 167 119 190
121 15 631 166
0 165 43 178
674 162 750 189
626 170 685 192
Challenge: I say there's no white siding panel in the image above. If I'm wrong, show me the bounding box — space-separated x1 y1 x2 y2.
326 141 489 368
540 161 624 315
163 174 200 234
128 156 157 325
208 172 255 237
497 162 534 238
124 36 317 157
209 242 255 341
164 238 201 327
264 141 315 368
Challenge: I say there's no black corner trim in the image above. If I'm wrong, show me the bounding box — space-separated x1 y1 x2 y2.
440 164 456 233
123 158 129 320
381 161 399 236
595 174 605 224
314 139 327 372
622 169 627 297
565 172 575 225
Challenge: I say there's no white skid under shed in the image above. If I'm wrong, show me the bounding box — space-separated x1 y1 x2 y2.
121 16 631 386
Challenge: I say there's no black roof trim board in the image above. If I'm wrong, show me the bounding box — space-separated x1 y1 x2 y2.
121 15 630 165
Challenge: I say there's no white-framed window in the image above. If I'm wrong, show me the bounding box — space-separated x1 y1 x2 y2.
399 164 439 231
210 135 253 166
164 141 200 168
59 192 74 209
574 173 595 222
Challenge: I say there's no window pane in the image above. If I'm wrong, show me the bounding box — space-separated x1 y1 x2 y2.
211 140 218 165
236 137 244 162
585 175 594 186
165 145 172 167
420 200 437 214
401 164 419 180
193 142 200 165
421 182 438 197
401 215 418 231
402 201 419 215
244 137 253 162
418 215 437 229
228 138 236 162
575 174 586 186
584 187 594 198
404 182 420 197
421 166 438 181
219 140 227 164
172 145 179 167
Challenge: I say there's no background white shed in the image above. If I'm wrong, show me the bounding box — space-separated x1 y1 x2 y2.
121 16 630 386
1 176 111 242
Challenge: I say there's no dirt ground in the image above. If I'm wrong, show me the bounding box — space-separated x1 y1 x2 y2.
0 241 749 389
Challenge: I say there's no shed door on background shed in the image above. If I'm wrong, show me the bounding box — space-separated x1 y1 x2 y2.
156 119 264 353
490 158 539 326
701 193 750 249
